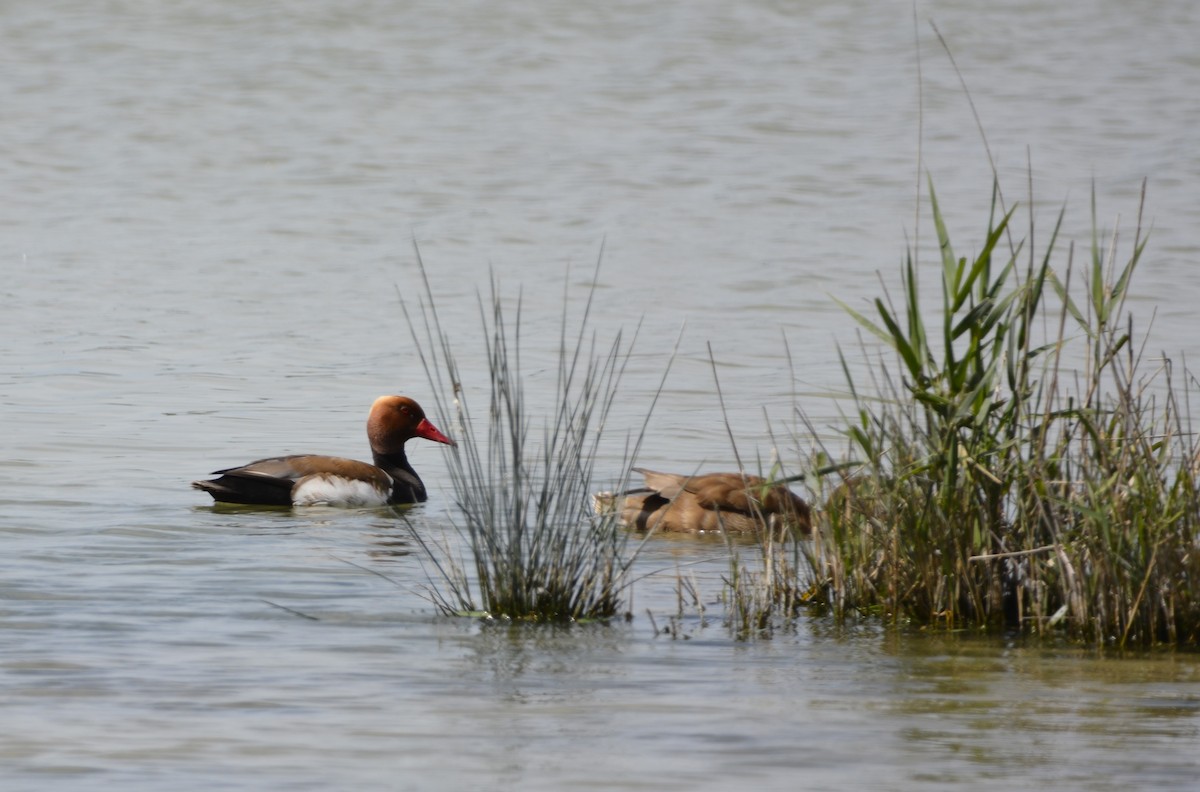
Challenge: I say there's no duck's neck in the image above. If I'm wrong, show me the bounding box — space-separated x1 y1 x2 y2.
373 450 427 503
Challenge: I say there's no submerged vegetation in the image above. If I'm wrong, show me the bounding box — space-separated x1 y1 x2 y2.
798 179 1200 648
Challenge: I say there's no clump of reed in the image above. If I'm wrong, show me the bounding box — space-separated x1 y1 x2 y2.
721 528 809 640
801 179 1200 647
400 251 665 622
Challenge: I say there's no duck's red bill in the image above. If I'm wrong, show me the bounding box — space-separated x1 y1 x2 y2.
416 417 455 446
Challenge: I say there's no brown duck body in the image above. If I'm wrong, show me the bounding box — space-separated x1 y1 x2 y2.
600 468 812 535
192 395 453 507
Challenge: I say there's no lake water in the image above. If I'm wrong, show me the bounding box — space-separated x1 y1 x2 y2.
4 0 1200 789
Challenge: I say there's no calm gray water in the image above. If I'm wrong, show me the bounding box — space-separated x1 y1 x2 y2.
4 1 1200 789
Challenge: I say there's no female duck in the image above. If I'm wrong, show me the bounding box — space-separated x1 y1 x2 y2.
597 468 811 535
192 395 453 507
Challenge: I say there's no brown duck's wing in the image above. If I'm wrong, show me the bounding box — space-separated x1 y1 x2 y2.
213 455 385 484
672 472 807 517
635 470 767 512
633 468 689 500
634 469 811 528
627 468 812 533
684 473 769 513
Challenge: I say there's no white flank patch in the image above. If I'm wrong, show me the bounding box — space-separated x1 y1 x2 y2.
292 474 390 508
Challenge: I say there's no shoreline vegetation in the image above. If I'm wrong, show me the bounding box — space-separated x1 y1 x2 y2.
402 178 1199 649
795 178 1200 648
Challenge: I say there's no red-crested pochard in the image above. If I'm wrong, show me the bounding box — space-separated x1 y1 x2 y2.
192 395 453 507
595 468 812 535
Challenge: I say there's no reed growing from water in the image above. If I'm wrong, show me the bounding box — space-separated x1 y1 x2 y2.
400 250 665 622
801 179 1200 647
691 345 815 640
720 514 810 640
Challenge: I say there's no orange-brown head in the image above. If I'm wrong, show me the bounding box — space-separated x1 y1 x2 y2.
367 395 454 455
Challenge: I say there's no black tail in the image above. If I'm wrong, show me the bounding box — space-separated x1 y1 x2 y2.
192 475 293 506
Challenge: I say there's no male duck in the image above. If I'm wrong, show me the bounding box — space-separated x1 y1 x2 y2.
597 468 811 535
192 395 453 507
